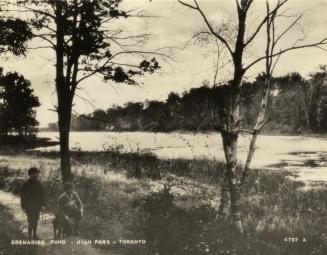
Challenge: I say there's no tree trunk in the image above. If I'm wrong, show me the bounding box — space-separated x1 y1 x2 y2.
217 79 243 233
221 131 242 232
55 1 72 182
58 105 73 182
217 174 229 218
304 105 311 129
240 130 258 187
240 77 270 187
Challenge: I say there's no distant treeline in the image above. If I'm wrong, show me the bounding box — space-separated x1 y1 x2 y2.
47 66 327 134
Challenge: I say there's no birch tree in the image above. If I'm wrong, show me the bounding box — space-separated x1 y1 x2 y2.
178 0 327 232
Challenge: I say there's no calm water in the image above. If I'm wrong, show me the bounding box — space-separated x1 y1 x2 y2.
37 131 327 184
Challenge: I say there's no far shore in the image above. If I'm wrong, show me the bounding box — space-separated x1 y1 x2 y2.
37 129 327 138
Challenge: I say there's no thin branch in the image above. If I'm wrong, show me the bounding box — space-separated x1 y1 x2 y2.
1 2 56 20
27 46 53 50
109 50 175 62
257 117 271 130
76 49 172 85
238 128 254 134
244 0 254 12
178 0 233 56
315 45 327 52
32 33 56 48
244 0 289 48
108 62 142 69
177 0 197 10
109 33 151 41
47 107 58 113
275 14 303 45
271 52 281 74
74 93 96 109
177 31 212 54
107 36 146 48
244 38 327 72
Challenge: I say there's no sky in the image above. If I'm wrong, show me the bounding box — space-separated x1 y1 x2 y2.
1 0 327 127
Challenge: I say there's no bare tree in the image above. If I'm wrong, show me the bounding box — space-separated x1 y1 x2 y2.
239 1 277 188
241 2 327 187
178 0 327 232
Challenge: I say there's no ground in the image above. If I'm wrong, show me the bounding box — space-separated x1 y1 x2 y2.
0 190 120 255
0 149 327 255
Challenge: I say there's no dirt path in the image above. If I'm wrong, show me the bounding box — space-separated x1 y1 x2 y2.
0 190 113 255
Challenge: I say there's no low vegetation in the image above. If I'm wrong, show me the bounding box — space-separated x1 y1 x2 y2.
0 147 327 255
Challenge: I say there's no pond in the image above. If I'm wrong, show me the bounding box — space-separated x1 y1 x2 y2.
37 131 327 185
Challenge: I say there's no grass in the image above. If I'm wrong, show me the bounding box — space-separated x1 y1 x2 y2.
0 204 43 255
0 147 327 254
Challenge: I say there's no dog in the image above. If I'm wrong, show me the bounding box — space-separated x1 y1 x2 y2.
52 214 72 239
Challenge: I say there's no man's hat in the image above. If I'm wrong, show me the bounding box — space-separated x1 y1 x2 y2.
28 167 40 175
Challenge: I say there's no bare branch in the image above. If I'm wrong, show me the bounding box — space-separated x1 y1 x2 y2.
127 9 159 19
178 0 233 56
244 0 254 12
244 0 288 48
274 14 304 45
32 33 56 48
0 1 56 19
109 50 175 63
106 35 149 48
47 107 58 113
315 45 327 53
27 46 53 50
177 0 197 10
238 128 254 134
271 51 282 74
257 117 271 130
245 38 327 72
74 94 96 109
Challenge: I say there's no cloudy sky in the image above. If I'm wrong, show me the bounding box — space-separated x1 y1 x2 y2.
2 0 327 127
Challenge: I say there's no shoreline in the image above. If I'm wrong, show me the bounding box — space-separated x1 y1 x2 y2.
37 130 327 139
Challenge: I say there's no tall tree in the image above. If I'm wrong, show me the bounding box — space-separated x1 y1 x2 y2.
0 70 40 135
178 0 327 231
2 0 162 181
0 12 32 135
0 70 40 136
240 1 278 188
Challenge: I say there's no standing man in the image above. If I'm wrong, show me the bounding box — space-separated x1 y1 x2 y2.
20 167 45 240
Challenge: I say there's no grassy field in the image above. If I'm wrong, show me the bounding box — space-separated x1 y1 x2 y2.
0 147 327 255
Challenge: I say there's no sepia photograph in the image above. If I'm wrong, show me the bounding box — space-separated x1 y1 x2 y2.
0 0 327 254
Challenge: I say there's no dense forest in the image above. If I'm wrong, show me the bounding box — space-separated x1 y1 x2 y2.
47 66 327 134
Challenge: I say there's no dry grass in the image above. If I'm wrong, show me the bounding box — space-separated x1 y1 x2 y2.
0 149 327 254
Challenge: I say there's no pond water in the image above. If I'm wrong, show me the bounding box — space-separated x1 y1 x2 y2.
37 131 327 185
